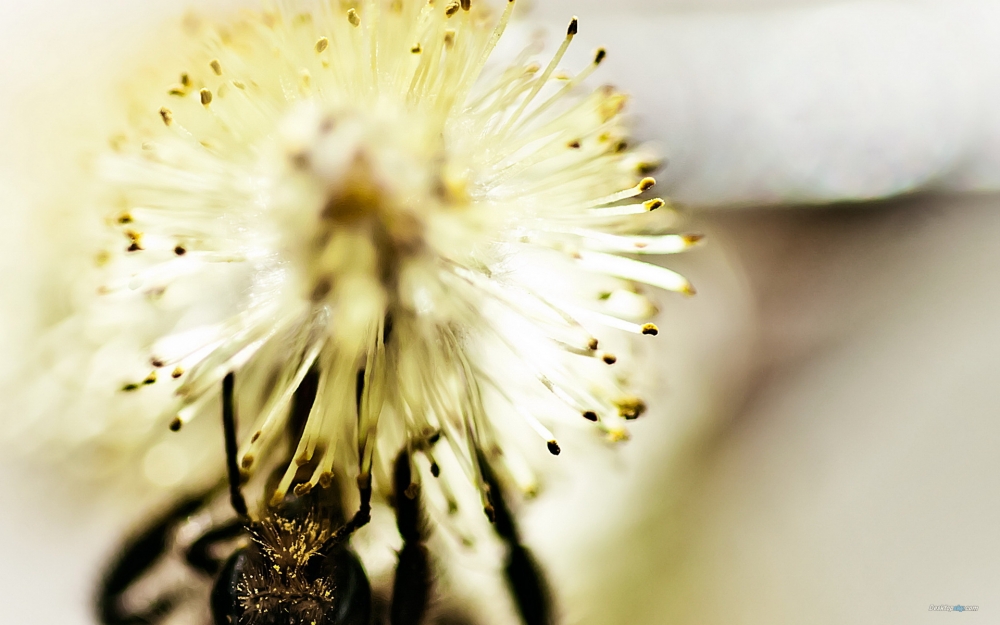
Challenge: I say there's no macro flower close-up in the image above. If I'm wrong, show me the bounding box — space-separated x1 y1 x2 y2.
11 0 690 506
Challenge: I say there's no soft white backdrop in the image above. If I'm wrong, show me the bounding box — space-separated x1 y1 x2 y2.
0 0 998 623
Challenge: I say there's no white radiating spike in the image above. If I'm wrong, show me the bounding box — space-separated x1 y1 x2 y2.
577 251 695 295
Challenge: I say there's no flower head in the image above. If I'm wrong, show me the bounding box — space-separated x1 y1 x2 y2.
17 0 700 508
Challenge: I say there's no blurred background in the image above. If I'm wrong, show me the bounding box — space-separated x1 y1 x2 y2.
1 0 999 623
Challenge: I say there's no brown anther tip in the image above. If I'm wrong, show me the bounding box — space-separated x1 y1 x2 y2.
200 88 213 106
169 417 182 432
241 454 254 469
428 430 442 445
122 383 140 392
180 73 191 87
567 17 579 36
588 338 600 351
347 8 360 26
583 411 599 422
568 140 582 149
639 177 656 192
484 505 496 523
316 37 329 53
251 431 261 443
411 43 422 54
116 213 133 225
682 283 697 297
319 472 334 489
293 483 313 497
159 107 173 126
594 48 607 65
547 441 562 456
295 453 312 467
150 358 165 368
461 0 471 9
642 323 659 336
143 373 157 385
174 245 187 256
645 198 665 211
127 243 143 253
171 367 184 379
210 59 222 75
168 85 186 97
603 353 618 365
683 233 706 246
445 2 460 16
616 397 647 420
430 463 441 478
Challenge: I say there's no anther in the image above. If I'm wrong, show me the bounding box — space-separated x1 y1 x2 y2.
445 2 460 17
143 372 157 385
150 358 165 368
117 213 133 225
588 338 600 350
171 367 184 379
430 463 441 478
461 0 471 9
644 198 665 211
411 43 422 54
122 383 140 392
616 397 647 420
594 48 607 65
567 17 579 37
200 88 213 106
347 8 360 26
602 353 618 365
169 417 183 432
683 234 706 246
583 411 599 422
642 323 659 336
639 177 656 192
316 37 329 53
567 140 581 149
174 245 187 256
241 454 254 469
210 59 222 75
180 73 191 87
251 431 261 443
319 472 334 489
547 441 562 456
159 107 173 126
294 483 313 497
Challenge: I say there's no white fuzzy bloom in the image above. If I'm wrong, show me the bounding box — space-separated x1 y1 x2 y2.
11 0 700 510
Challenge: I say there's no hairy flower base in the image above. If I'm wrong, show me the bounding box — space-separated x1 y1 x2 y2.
30 0 701 511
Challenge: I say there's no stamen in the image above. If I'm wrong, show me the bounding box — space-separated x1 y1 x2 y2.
577 251 696 295
498 16 579 137
586 177 657 207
